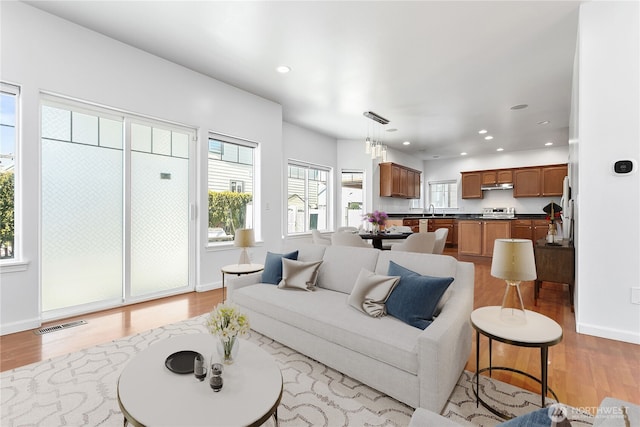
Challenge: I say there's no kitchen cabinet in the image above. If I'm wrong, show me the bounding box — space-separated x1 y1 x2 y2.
457 220 483 255
482 169 513 185
464 164 566 198
482 221 511 256
380 162 421 199
510 219 553 242
428 218 456 246
514 164 567 198
458 220 510 257
461 172 483 199
513 167 541 197
541 165 568 196
402 218 420 233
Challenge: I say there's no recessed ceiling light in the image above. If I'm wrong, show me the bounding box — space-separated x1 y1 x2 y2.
537 120 550 125
402 141 410 145
460 152 468 156
386 128 398 132
484 135 494 140
276 65 291 73
545 142 554 146
510 104 528 110
496 148 504 152
478 129 488 134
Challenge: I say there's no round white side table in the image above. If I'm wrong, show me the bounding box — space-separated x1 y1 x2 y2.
221 263 264 301
470 306 563 419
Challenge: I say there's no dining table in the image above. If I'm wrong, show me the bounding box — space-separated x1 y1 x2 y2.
358 232 412 250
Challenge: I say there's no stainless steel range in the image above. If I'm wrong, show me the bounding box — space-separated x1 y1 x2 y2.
481 207 515 219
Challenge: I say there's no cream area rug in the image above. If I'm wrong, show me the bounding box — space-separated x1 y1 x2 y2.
1 315 593 427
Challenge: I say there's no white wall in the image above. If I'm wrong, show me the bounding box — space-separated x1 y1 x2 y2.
574 2 639 344
0 2 284 333
423 146 570 214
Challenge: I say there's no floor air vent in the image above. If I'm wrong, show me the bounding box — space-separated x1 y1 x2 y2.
34 320 87 335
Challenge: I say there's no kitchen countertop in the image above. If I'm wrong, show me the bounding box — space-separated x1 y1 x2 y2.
390 213 548 220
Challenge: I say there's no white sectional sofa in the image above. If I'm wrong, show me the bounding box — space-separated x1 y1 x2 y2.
228 243 474 413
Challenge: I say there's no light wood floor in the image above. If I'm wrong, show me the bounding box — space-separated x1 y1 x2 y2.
1 249 638 413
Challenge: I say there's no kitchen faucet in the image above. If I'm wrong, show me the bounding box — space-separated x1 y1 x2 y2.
427 204 435 215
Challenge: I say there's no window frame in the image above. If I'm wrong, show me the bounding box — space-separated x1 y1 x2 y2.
286 159 332 234
207 132 258 246
0 82 22 268
428 179 458 209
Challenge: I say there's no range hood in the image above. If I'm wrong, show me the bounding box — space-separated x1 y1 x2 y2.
481 183 514 191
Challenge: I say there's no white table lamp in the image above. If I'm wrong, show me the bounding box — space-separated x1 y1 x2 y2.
491 239 537 324
234 228 255 265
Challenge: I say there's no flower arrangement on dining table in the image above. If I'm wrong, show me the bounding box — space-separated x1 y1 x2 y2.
206 302 250 363
364 210 388 233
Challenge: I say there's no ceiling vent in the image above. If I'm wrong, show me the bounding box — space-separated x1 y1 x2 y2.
363 111 390 125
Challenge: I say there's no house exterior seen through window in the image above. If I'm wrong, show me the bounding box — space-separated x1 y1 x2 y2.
207 136 255 243
287 161 330 233
0 83 19 260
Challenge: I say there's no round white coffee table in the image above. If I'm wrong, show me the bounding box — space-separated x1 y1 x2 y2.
117 334 282 427
471 306 562 419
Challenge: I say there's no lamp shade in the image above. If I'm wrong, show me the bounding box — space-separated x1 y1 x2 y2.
491 239 537 281
234 228 255 248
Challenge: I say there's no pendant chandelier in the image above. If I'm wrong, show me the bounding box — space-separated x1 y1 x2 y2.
363 111 389 162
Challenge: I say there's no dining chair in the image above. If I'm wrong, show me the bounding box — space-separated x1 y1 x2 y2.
390 232 436 254
432 228 449 255
331 231 371 248
311 229 331 245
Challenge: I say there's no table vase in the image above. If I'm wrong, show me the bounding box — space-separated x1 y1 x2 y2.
217 335 239 364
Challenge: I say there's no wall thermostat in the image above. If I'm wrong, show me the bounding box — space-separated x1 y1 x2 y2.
613 160 635 175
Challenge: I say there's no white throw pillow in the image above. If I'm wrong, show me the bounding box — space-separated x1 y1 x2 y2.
278 258 323 291
348 268 400 317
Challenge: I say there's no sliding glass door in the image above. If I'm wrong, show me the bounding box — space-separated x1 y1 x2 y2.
41 98 195 317
129 121 191 297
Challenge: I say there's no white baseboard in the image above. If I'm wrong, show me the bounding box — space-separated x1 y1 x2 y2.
576 322 640 344
1 317 41 336
196 281 222 292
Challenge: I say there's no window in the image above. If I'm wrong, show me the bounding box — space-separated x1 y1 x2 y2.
0 83 19 260
208 135 255 242
429 180 458 209
230 181 243 193
341 170 364 228
287 160 331 233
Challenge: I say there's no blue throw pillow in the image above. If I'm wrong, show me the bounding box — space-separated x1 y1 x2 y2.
498 407 561 426
261 251 299 284
386 261 454 329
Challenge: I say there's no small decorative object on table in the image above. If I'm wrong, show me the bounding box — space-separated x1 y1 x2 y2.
543 202 562 245
209 363 223 392
206 302 250 364
363 210 388 234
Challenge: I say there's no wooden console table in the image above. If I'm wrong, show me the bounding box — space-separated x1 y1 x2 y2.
534 239 575 311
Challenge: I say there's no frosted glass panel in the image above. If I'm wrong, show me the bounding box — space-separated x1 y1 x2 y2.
172 132 189 158
72 112 98 145
152 128 171 155
131 151 189 296
42 105 70 140
131 123 151 152
100 117 123 149
41 139 123 311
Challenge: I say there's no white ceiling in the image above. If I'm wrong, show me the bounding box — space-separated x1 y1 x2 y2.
24 1 582 159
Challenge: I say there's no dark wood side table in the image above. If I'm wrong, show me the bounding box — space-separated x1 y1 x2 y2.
533 238 575 311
